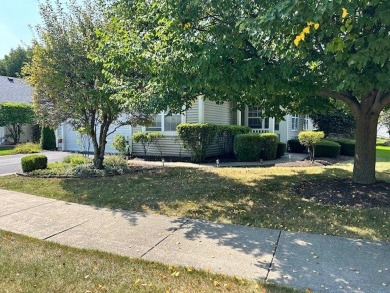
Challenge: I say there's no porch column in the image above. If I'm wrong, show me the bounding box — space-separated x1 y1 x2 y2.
198 96 205 123
269 117 275 133
237 110 242 126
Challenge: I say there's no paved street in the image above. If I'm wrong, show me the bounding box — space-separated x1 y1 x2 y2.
0 189 389 292
0 151 71 175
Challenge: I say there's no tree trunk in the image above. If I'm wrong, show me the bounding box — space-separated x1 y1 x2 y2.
353 112 379 184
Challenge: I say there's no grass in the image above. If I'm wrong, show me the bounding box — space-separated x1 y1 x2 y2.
0 230 298 293
0 159 389 241
12 142 41 154
0 145 15 156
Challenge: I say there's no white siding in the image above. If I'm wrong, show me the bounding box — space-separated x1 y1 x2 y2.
131 136 191 157
185 99 199 123
204 100 232 125
0 127 5 144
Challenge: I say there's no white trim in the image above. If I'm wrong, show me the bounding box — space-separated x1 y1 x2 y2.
269 117 275 133
198 96 205 123
237 110 242 126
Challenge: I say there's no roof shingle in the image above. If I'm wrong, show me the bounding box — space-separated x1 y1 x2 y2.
0 76 33 104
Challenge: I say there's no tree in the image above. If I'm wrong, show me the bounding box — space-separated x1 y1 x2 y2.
312 107 355 137
0 102 35 144
298 131 325 162
102 0 390 184
0 46 31 77
24 0 147 169
40 127 56 150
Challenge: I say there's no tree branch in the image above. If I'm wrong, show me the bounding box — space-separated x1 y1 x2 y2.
317 88 360 115
380 92 390 109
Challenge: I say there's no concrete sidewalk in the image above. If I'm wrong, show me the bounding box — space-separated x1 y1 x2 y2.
0 189 388 292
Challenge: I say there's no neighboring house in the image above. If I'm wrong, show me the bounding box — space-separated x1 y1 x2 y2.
59 96 314 157
0 76 34 144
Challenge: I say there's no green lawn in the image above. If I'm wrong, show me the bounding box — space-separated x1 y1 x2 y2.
0 162 389 241
0 146 15 156
0 230 298 293
376 145 390 162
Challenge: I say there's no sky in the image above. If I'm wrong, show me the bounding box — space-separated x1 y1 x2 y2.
0 0 42 58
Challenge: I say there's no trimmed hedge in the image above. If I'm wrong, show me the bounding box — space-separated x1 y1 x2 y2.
259 133 279 160
276 142 287 158
40 127 56 150
21 154 48 173
216 125 251 155
177 123 218 162
314 140 341 158
234 134 262 161
287 139 306 153
329 138 355 156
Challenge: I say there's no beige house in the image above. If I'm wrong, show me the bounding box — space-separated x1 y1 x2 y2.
58 96 314 157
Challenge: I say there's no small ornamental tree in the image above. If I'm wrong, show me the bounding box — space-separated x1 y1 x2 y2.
40 127 56 150
299 131 325 162
0 102 35 144
111 134 127 155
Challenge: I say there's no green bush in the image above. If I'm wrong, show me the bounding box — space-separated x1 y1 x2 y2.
40 127 56 150
216 125 251 155
298 131 325 161
259 133 279 160
21 154 48 173
12 143 41 154
276 142 287 158
62 154 91 165
132 132 149 157
314 140 341 158
329 138 355 156
233 134 262 161
177 123 218 162
104 155 129 169
287 139 306 153
111 134 127 154
148 132 165 157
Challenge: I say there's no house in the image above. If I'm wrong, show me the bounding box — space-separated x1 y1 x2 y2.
58 96 314 157
0 76 34 144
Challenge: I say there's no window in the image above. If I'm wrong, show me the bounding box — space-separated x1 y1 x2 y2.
303 115 310 130
248 107 269 129
291 114 299 131
146 112 182 132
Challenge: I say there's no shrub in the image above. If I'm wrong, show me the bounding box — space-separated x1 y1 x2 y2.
233 134 262 161
314 140 341 158
62 154 91 165
40 127 56 150
216 125 251 156
132 132 149 157
287 139 306 153
298 131 325 161
148 132 165 158
72 164 104 177
12 143 41 154
329 138 355 156
276 142 286 158
111 134 127 155
21 154 48 173
104 155 129 169
177 123 218 162
259 133 279 160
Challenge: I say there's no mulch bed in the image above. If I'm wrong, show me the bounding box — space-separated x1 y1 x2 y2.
275 155 352 167
295 178 390 208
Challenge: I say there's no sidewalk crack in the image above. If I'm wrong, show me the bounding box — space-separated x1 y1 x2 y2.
0 201 55 218
141 219 189 258
265 230 282 281
43 220 90 240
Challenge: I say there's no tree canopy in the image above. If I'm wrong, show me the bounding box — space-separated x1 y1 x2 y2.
0 102 35 144
0 46 31 77
100 0 390 184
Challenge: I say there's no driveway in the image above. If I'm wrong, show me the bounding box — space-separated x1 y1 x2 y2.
0 151 71 175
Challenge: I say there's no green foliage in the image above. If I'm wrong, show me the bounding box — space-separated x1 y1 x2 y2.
329 138 356 156
21 154 48 173
132 132 149 157
104 155 129 173
312 109 355 137
216 125 251 156
176 123 218 162
233 134 262 162
62 154 92 165
0 46 31 77
259 133 279 160
276 142 286 158
40 127 56 150
147 132 165 158
111 135 127 154
314 140 341 158
12 143 41 154
287 139 306 153
299 131 325 161
0 102 35 144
